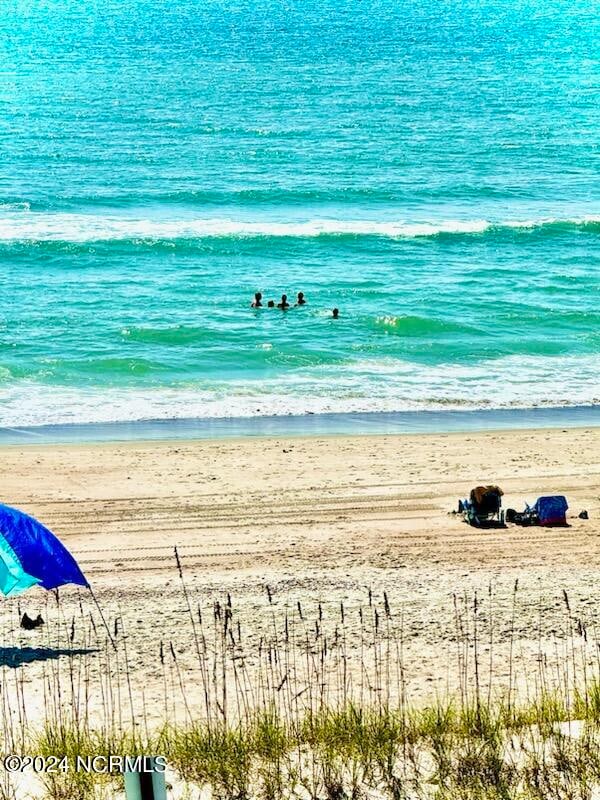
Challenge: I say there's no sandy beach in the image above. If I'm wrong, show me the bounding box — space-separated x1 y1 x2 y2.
1 426 599 726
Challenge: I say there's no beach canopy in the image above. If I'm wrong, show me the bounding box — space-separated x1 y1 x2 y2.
0 503 88 598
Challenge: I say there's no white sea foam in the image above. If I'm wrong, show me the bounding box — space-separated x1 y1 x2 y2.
0 211 599 242
0 202 31 212
0 354 598 427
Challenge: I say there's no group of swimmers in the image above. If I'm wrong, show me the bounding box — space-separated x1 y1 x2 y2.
251 292 339 318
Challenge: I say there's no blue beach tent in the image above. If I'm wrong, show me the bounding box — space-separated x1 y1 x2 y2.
0 503 88 598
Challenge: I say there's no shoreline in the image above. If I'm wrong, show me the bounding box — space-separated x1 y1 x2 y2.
1 403 599 446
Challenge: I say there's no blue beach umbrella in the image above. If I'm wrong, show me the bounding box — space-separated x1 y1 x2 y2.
0 503 88 598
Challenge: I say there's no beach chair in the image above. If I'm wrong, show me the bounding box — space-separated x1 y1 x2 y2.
459 485 505 528
528 496 569 526
506 496 569 527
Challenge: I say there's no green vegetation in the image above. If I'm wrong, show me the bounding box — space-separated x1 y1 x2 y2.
2 561 600 798
19 694 600 799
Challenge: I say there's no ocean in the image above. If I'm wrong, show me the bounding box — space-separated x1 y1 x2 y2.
1 0 599 429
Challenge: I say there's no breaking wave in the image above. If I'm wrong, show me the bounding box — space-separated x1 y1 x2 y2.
0 212 599 244
0 354 598 427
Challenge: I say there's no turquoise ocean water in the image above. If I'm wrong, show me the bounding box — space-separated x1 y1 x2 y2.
1 0 599 428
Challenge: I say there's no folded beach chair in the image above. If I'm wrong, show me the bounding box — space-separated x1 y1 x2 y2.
459 485 505 528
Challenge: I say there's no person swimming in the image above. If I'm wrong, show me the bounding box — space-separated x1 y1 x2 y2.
277 294 290 309
332 308 339 318
267 300 275 308
296 292 306 306
251 292 263 308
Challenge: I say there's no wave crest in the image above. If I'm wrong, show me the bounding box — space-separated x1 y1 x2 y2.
0 354 598 427
0 213 599 244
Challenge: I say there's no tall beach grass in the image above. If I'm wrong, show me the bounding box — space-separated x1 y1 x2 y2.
2 554 600 798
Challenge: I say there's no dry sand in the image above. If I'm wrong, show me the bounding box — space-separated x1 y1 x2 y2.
1 426 599 726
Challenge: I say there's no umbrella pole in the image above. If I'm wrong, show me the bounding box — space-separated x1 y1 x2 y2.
88 585 117 650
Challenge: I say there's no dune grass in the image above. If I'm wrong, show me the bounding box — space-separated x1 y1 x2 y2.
2 556 600 798
23 691 600 799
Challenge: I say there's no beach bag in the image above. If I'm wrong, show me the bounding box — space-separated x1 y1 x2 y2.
533 496 568 526
506 508 534 526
